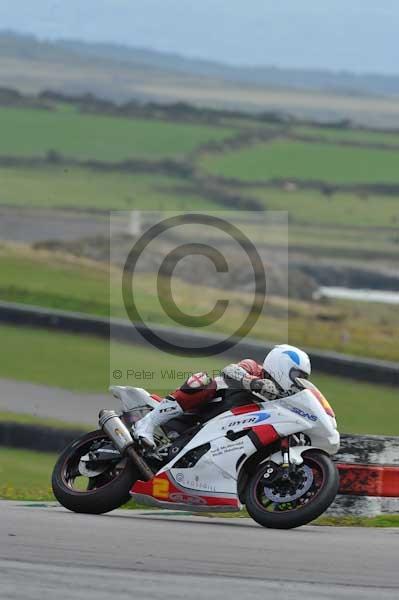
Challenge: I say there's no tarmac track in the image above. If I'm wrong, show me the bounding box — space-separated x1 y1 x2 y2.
0 501 398 600
0 378 108 425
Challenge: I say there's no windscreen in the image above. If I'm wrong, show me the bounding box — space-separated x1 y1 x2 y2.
295 378 335 418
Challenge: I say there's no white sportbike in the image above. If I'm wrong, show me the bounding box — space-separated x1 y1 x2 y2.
52 378 340 529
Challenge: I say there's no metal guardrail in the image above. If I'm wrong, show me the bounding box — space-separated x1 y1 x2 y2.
0 300 399 385
0 421 84 453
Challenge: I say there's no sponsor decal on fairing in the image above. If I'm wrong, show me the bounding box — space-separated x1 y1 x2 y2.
211 439 246 457
289 406 318 422
221 411 270 430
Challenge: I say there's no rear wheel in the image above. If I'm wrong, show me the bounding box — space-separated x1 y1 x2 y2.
52 430 139 514
245 450 339 529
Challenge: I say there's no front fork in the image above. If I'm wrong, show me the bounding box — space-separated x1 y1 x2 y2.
270 435 314 471
281 437 294 478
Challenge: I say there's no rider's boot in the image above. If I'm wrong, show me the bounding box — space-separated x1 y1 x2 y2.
134 397 183 448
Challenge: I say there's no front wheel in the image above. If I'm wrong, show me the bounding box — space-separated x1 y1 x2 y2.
245 450 339 529
52 430 139 514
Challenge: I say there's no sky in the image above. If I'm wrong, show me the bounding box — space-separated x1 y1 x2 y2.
1 0 398 74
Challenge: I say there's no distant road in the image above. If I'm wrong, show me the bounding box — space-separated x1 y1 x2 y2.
0 207 107 243
1 501 398 600
0 378 108 425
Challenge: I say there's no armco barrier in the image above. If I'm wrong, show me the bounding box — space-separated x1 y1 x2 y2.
1 300 399 385
1 422 398 516
0 422 84 453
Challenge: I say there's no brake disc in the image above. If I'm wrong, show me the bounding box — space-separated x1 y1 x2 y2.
263 464 314 502
78 453 110 477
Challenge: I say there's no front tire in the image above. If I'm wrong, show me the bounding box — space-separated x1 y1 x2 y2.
245 450 339 529
52 430 139 514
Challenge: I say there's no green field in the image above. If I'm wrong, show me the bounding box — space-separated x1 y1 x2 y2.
0 323 398 435
0 105 234 160
201 140 399 184
292 125 399 147
0 166 216 210
246 187 399 229
2 103 399 254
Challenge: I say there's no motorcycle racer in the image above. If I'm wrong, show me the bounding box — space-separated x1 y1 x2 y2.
135 344 311 447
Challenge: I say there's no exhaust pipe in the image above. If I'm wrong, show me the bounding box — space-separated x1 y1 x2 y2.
99 409 153 482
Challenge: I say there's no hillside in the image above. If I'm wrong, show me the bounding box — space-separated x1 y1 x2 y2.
57 38 399 98
2 31 399 126
3 32 399 98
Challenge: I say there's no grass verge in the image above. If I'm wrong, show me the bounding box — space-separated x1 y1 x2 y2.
314 514 399 527
189 510 399 526
0 447 56 501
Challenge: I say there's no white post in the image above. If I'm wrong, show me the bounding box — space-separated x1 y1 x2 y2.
128 210 141 236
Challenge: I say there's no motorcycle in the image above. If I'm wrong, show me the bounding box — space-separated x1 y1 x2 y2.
52 377 340 529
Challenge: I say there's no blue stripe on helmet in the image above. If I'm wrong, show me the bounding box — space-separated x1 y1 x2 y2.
283 350 301 365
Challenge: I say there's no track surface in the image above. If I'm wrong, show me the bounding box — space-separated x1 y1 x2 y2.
0 378 108 425
1 501 398 600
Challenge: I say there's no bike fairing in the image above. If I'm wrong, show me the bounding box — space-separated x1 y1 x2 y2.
130 387 339 510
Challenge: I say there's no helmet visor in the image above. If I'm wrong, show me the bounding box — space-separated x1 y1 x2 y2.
290 368 309 382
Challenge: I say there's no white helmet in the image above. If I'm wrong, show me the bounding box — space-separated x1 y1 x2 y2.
263 344 311 392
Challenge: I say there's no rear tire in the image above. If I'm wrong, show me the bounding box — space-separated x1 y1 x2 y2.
52 430 139 514
245 450 339 529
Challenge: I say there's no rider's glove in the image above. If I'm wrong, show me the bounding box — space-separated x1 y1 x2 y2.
243 376 279 399
222 364 279 399
222 364 248 389
222 364 248 382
